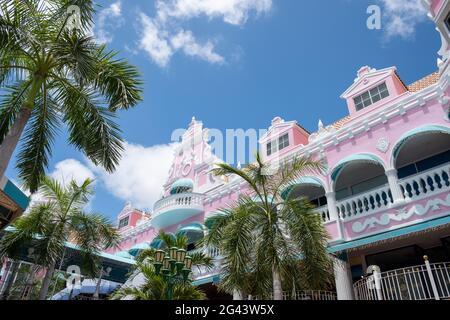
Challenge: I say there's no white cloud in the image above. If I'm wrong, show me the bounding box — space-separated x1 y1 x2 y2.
171 30 225 64
380 0 428 39
156 0 272 25
25 142 176 213
139 14 174 67
26 159 96 210
138 0 272 67
95 1 123 43
91 141 177 211
49 159 96 186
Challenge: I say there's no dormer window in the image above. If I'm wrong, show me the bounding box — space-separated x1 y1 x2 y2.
267 133 289 156
118 216 129 229
353 82 389 111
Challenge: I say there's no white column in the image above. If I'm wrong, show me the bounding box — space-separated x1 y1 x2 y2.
326 192 343 240
333 255 354 300
385 169 405 205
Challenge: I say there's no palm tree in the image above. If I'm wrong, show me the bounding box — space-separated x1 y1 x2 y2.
0 0 142 192
111 263 206 300
203 154 333 300
0 176 120 300
111 231 213 300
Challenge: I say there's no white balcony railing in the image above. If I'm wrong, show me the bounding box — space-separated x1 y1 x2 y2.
354 261 450 300
315 205 331 222
334 163 450 221
153 192 205 214
399 163 450 200
336 184 393 220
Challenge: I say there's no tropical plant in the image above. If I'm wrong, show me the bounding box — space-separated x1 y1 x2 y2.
135 230 214 271
111 231 213 300
0 0 142 192
110 263 206 300
0 176 120 300
203 154 333 300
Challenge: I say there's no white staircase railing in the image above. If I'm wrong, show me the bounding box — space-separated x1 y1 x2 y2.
354 261 450 300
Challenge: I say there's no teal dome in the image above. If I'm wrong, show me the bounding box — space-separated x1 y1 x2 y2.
128 242 151 256
170 178 194 194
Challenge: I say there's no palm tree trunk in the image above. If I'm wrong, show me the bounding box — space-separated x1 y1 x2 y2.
272 267 283 300
0 108 32 179
93 268 103 300
21 264 38 300
0 260 20 300
38 262 55 300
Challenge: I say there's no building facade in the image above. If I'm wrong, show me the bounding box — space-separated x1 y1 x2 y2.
109 0 450 300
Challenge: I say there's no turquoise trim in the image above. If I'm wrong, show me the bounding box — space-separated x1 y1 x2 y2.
192 274 221 286
281 176 324 199
2 179 30 211
331 154 385 181
115 250 134 260
392 125 450 160
328 216 450 253
176 222 204 234
128 242 151 256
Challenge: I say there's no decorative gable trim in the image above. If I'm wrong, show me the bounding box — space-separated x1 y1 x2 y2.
341 66 397 99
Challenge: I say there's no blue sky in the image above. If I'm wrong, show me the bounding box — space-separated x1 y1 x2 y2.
5 0 441 221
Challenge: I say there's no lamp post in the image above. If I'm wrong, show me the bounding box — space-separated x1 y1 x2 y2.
152 248 193 300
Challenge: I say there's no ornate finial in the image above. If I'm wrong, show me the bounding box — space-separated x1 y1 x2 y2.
423 255 429 261
190 116 197 126
318 119 324 130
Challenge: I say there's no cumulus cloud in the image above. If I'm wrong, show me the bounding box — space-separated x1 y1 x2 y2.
95 1 123 43
23 142 175 213
49 159 96 186
138 0 272 67
90 141 177 211
380 0 428 39
171 30 225 64
26 159 96 210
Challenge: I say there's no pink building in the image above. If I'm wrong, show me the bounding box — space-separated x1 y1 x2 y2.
111 1 450 300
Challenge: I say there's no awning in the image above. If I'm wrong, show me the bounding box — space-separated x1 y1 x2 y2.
328 216 450 253
115 251 134 260
204 212 228 229
176 223 205 243
128 242 151 256
149 232 176 249
392 125 450 160
331 154 384 181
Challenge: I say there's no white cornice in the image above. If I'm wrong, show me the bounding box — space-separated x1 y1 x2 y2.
203 68 450 202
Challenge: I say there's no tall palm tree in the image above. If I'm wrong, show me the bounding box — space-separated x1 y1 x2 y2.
0 0 142 192
203 154 333 300
0 176 120 300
